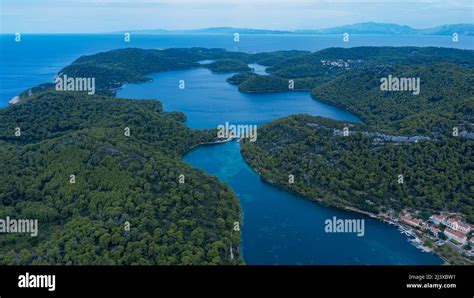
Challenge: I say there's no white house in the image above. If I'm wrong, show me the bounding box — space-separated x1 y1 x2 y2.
444 228 467 245
430 214 446 225
445 218 470 234
430 214 471 234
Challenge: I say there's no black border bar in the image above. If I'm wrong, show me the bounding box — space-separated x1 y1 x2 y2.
0 265 472 297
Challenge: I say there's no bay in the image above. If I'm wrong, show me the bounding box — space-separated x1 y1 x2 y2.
2 33 467 264
117 66 442 265
1 33 473 107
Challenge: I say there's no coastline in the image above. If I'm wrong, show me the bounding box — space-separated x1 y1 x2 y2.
8 96 20 105
238 143 450 265
183 136 235 156
182 129 452 265
238 88 311 94
5 45 471 266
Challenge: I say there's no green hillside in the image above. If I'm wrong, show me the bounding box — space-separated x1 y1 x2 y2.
0 91 242 265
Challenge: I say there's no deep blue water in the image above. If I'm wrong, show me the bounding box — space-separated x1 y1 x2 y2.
117 68 360 128
117 66 442 265
185 141 440 264
1 33 473 107
1 33 466 264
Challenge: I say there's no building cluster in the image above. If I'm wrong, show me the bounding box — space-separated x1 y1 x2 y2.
320 59 349 68
399 211 473 246
430 214 472 245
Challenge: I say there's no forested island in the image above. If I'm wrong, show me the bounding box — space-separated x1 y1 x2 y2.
3 45 473 265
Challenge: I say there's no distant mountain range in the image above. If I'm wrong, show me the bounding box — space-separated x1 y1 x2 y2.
120 22 474 36
119 27 293 35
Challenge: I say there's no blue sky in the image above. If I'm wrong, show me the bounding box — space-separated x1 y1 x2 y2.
0 0 473 33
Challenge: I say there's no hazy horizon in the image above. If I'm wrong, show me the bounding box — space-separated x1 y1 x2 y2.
1 0 473 34
1 21 473 35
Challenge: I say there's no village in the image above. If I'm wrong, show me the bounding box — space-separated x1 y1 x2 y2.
396 209 474 264
320 59 350 68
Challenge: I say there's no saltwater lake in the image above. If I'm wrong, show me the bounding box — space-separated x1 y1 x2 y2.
117 67 442 265
1 33 473 107
2 33 469 264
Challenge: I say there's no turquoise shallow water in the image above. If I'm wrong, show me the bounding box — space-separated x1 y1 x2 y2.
184 141 441 265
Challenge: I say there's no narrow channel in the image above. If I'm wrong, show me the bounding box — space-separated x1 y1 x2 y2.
117 66 443 265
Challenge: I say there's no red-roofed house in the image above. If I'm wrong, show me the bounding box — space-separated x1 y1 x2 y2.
444 228 467 244
401 214 420 228
428 226 440 237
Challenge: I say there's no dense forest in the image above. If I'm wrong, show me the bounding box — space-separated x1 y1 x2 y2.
266 46 474 77
9 47 310 265
237 47 473 223
205 59 251 73
5 45 474 265
0 91 242 265
228 46 474 223
241 115 474 222
313 63 474 135
232 75 330 93
19 48 232 97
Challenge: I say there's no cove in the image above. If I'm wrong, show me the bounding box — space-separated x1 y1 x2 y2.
117 67 443 265
3 34 473 107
